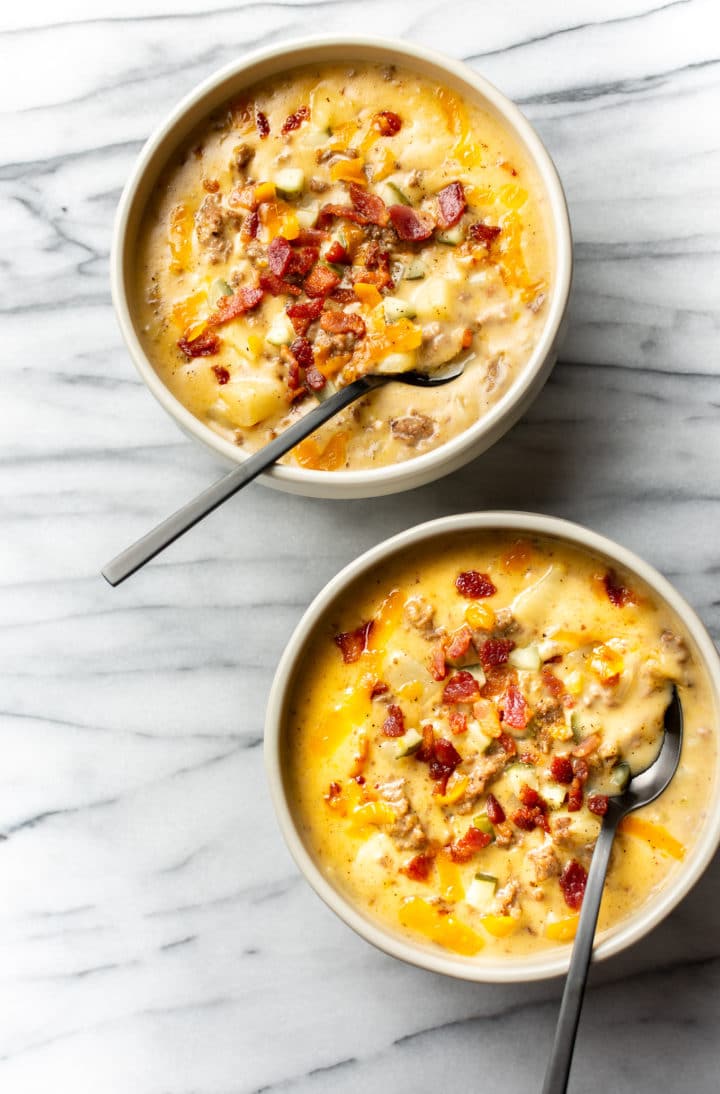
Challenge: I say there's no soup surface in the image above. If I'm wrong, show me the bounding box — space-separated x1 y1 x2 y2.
285 534 716 959
135 63 552 470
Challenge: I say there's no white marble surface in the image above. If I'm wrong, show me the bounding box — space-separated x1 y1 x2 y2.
2 1 720 1090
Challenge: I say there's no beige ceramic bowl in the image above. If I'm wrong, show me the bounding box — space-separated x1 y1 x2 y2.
264 512 720 981
111 37 572 499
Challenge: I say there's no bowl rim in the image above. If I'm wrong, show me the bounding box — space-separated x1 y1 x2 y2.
111 35 573 497
264 511 720 982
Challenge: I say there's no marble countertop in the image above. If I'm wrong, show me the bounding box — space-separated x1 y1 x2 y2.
2 0 719 1090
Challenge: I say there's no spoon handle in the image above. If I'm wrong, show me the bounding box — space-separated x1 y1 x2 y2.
541 809 621 1094
102 374 377 586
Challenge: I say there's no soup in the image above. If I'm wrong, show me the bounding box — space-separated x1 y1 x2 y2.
134 63 552 470
284 534 715 958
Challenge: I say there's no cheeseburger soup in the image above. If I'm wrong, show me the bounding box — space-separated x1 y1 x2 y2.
284 535 715 957
135 63 552 470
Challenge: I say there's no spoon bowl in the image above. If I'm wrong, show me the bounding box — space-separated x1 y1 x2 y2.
542 686 684 1093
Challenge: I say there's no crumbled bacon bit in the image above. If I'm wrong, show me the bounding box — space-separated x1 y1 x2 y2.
268 235 293 277
265 243 320 293
588 794 609 816
320 310 366 337
382 704 406 737
316 203 361 229
244 210 260 239
334 620 373 663
496 732 517 756
281 105 310 135
330 287 356 304
401 852 434 882
461 327 473 349
429 642 447 682
559 859 588 910
202 177 220 193
209 286 264 326
567 779 584 812
469 222 501 245
486 793 505 824
255 108 270 138
289 336 314 372
317 187 390 230
349 182 389 227
416 724 435 763
286 297 324 335
370 680 388 700
442 670 481 704
324 240 351 264
293 228 329 247
287 246 320 277
519 784 541 808
512 788 550 832
177 331 220 358
324 780 342 805
285 354 301 392
481 664 516 700
502 682 529 731
437 181 466 228
372 110 402 136
541 667 565 697
304 264 341 297
602 570 635 608
572 733 601 759
447 826 491 863
388 204 434 241
259 270 303 296
211 364 230 384
445 624 474 662
455 570 497 599
304 364 327 392
433 737 462 769
572 757 589 783
418 736 462 793
550 755 574 785
449 711 468 735
479 637 515 670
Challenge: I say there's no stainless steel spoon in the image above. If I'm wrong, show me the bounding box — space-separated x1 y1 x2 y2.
102 360 466 586
542 686 683 1094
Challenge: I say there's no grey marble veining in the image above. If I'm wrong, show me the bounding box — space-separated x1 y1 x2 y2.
2 1 720 1091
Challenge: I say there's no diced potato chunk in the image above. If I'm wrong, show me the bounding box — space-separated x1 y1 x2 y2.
412 277 453 320
218 377 286 427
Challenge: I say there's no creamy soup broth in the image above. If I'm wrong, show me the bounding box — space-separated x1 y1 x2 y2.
135 63 553 471
284 534 716 958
